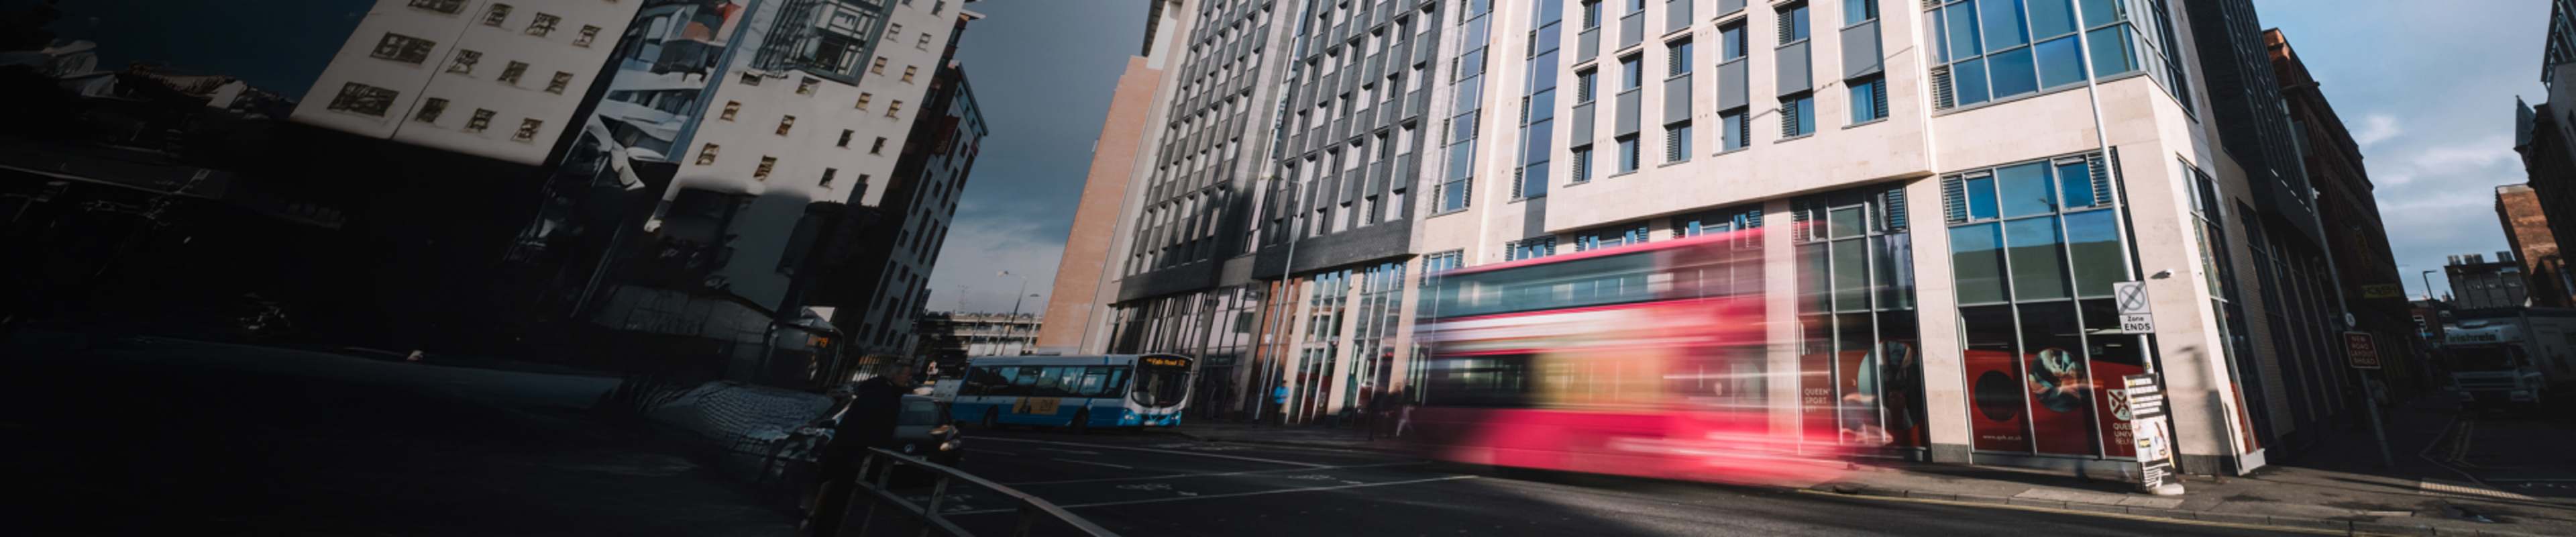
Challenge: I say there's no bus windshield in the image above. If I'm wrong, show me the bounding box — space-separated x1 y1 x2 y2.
1131 355 1191 407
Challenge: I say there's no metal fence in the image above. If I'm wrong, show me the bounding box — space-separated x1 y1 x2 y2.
841 448 1118 537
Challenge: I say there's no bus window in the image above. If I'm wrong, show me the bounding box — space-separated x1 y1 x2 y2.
964 366 1009 396
1424 354 1534 407
1075 367 1110 397
1009 367 1043 395
1030 367 1071 397
1104 367 1130 397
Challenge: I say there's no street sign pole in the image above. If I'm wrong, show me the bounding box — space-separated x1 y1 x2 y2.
2343 332 2396 469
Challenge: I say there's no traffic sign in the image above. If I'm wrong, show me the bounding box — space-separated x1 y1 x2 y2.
2343 331 2381 369
2114 281 2153 333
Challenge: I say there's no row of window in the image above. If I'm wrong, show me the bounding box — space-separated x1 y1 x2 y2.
323 81 548 143
366 32 584 95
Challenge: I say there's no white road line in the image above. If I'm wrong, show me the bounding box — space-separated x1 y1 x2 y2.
966 448 1019 456
1054 458 1137 470
946 475 1477 515
1005 462 1428 485
973 438 1331 468
1037 447 1104 455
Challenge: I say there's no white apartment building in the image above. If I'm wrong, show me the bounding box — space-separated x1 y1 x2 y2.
295 0 637 165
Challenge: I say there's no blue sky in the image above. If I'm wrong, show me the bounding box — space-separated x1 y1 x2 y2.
21 0 2547 309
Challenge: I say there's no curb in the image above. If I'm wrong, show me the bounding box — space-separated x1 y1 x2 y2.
1803 484 2558 537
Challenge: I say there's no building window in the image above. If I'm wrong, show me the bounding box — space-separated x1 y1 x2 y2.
480 3 511 26
871 57 888 74
838 129 855 148
513 118 542 142
1778 2 1809 43
1718 109 1750 151
1720 22 1747 61
887 101 902 117
902 65 918 83
855 93 873 109
370 33 437 64
1667 39 1692 76
721 101 740 121
464 109 494 132
575 26 599 46
446 49 480 74
1781 93 1815 138
1505 237 1558 261
1571 146 1593 183
1615 135 1640 173
1928 0 2149 109
798 77 818 95
408 0 464 15
1845 0 1878 25
1576 69 1597 102
1849 75 1888 124
325 82 398 117
545 72 572 94
1573 224 1652 252
413 97 448 123
1619 54 1642 89
526 13 559 36
1664 123 1690 163
1787 185 1923 452
498 61 528 84
776 115 796 136
739 72 761 86
696 144 720 165
755 156 777 181
1941 151 2130 456
889 23 903 38
1581 0 1601 28
871 137 889 154
820 167 839 188
917 34 933 50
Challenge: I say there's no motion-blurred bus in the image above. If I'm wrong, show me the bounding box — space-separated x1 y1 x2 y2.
1410 230 1851 485
949 354 1193 432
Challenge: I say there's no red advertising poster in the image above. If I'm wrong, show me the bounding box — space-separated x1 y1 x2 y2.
2090 358 2145 458
1964 350 2027 451
2026 348 2097 455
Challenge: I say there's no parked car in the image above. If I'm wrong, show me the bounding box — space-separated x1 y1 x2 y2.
891 395 963 467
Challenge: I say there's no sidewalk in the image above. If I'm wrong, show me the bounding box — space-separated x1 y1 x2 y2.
1169 416 2575 536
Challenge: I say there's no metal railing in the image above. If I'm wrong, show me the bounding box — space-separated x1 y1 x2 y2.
845 447 1120 537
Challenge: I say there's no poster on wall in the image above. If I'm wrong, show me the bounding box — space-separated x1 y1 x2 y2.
1964 350 2027 451
2123 374 2178 492
2024 347 2096 454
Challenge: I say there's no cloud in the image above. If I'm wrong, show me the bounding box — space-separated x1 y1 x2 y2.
2406 137 2517 170
2353 113 2402 146
923 217 1069 314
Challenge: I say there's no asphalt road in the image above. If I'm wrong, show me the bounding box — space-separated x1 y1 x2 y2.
1 334 800 536
895 428 2308 536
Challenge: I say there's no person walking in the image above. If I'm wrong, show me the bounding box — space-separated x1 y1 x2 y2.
1271 383 1291 426
805 369 913 537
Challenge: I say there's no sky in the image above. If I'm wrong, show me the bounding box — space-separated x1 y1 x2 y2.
2255 0 2551 300
18 0 2548 309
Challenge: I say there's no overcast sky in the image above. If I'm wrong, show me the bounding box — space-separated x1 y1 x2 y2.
28 0 2550 309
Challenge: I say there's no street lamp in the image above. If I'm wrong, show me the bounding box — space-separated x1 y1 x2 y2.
2420 270 2439 301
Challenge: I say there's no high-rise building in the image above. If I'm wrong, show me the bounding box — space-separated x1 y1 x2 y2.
294 0 639 165
2497 184 2570 307
2520 0 2576 309
1064 0 2389 475
2447 252 2530 310
1036 40 1175 356
499 0 985 386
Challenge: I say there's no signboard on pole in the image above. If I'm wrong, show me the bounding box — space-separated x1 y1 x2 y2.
2114 281 2155 334
2361 283 2404 299
2343 331 2382 369
2122 374 2180 493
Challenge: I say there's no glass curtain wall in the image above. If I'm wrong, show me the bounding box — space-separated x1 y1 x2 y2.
1344 262 1409 413
1923 0 2182 109
1945 152 2147 458
1512 0 1564 199
1293 270 1352 422
1791 185 1926 451
1438 0 1495 211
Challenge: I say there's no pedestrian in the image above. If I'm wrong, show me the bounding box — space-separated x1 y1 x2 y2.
804 369 913 537
1271 383 1290 426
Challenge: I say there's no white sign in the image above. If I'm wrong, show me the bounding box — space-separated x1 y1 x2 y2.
2114 281 2153 314
2121 313 2156 334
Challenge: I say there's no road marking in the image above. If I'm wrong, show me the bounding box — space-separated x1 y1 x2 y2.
974 438 1332 468
1054 458 1136 470
1794 489 2348 536
946 475 1478 515
967 448 1020 456
1038 447 1104 455
1005 462 1426 485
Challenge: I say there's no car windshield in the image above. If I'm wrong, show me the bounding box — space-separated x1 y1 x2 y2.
898 399 942 426
2453 346 2519 371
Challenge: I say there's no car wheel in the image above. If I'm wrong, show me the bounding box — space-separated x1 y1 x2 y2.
1070 409 1090 435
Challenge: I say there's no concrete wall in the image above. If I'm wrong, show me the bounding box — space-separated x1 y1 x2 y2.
294 0 635 166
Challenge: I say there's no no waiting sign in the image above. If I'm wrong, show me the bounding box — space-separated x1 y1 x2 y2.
2114 281 2154 334
2343 332 2381 369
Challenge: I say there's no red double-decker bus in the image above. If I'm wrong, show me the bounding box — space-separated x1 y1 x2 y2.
1409 229 1851 485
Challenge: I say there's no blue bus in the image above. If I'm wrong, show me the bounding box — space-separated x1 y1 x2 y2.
949 354 1192 432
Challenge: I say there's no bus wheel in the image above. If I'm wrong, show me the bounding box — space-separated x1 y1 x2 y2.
981 409 999 429
1069 410 1090 435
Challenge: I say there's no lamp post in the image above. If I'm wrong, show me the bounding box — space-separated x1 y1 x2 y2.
2420 270 2440 302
